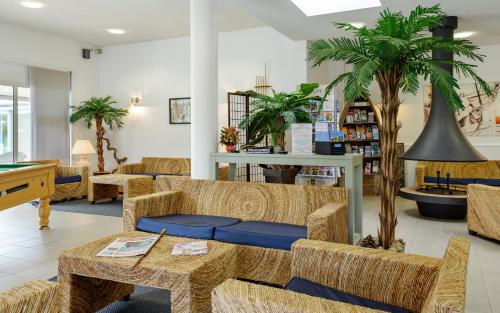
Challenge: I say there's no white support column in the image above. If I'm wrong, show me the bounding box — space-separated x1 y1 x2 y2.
190 0 219 179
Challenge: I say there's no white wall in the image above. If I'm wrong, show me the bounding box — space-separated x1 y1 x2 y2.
0 22 100 165
100 27 307 165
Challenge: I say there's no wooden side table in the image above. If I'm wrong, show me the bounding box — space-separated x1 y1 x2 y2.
88 174 153 204
58 231 237 313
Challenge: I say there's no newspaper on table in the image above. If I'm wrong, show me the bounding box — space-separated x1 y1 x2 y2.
97 234 160 257
172 241 208 256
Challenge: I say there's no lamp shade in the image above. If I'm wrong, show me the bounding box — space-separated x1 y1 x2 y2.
71 140 96 155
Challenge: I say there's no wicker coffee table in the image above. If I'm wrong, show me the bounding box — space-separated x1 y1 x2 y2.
88 174 153 204
58 231 237 313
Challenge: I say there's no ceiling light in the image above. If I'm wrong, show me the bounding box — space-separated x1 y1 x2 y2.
290 0 381 17
454 31 476 39
107 28 126 35
20 1 45 9
350 22 366 28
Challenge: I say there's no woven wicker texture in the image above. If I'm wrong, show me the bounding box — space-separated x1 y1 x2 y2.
212 236 469 313
58 231 237 313
89 174 153 202
0 280 61 313
123 176 348 284
467 184 500 241
416 160 500 189
118 157 191 175
19 160 88 201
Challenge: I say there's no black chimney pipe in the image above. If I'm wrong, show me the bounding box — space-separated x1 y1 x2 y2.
401 16 487 162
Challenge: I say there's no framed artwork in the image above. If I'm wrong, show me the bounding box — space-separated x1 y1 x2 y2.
424 82 500 136
169 97 191 124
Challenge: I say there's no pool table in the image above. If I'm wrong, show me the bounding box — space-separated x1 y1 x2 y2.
0 163 56 229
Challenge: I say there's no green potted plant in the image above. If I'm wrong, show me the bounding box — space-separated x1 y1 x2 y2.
239 83 320 184
219 126 240 152
70 96 128 173
308 5 491 249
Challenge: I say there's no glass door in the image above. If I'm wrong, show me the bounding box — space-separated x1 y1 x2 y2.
17 87 31 161
0 85 14 163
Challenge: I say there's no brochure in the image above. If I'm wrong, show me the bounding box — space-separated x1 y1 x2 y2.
172 241 208 256
97 234 160 257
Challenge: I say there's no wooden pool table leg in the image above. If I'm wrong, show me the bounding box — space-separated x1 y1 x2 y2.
39 196 51 230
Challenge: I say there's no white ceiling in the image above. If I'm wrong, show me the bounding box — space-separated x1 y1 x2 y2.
229 0 500 45
1 0 500 46
0 0 264 46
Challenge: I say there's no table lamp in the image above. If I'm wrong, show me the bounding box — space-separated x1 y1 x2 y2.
71 140 96 167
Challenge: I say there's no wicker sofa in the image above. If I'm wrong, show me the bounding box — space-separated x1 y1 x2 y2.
117 157 191 178
0 280 61 313
123 176 348 285
20 160 88 201
468 184 500 241
416 160 500 190
212 236 470 313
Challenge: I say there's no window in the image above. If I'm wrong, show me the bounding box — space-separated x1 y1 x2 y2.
0 84 31 163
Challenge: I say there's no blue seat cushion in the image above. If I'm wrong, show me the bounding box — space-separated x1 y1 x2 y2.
136 214 241 239
55 175 82 185
214 221 307 251
424 176 475 185
136 173 175 180
285 277 410 313
475 178 500 186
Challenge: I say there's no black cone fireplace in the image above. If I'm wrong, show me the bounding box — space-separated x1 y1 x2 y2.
399 16 486 220
401 16 487 162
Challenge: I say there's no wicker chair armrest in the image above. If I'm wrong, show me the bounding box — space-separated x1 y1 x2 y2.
58 165 87 178
415 163 427 189
0 280 61 313
123 191 182 231
291 240 440 312
180 171 191 176
307 202 348 243
212 279 380 313
117 163 145 174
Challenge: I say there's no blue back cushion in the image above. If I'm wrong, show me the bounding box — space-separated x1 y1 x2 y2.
424 176 475 185
137 173 176 180
285 277 410 313
214 220 307 251
55 175 82 185
136 214 241 239
475 178 500 186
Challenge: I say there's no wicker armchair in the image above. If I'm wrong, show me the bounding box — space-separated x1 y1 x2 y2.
124 176 348 285
0 280 61 313
117 157 191 176
212 236 470 313
468 184 500 241
19 160 88 201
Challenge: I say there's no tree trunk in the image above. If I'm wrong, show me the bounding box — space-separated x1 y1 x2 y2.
95 116 105 172
377 70 402 249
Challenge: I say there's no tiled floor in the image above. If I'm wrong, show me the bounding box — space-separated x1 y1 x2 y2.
0 196 498 312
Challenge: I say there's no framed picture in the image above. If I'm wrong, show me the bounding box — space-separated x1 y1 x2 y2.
424 82 500 136
169 97 191 124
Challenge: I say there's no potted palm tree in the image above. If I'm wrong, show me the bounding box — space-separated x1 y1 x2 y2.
308 5 491 249
239 83 320 184
70 96 128 173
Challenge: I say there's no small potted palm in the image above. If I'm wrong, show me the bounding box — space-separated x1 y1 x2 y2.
239 83 320 184
70 96 128 173
219 127 240 152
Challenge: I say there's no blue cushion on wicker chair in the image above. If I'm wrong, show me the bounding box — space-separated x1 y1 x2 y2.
475 178 500 186
424 176 475 185
214 221 307 250
137 214 241 239
55 175 82 185
285 277 410 313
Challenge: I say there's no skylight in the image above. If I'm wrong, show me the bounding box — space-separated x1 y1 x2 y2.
290 0 381 17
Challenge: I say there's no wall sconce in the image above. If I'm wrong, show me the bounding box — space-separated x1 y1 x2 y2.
130 97 140 108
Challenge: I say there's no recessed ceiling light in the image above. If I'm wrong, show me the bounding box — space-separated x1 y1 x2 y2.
20 1 45 9
107 28 126 35
290 0 381 17
454 31 476 39
350 22 366 28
